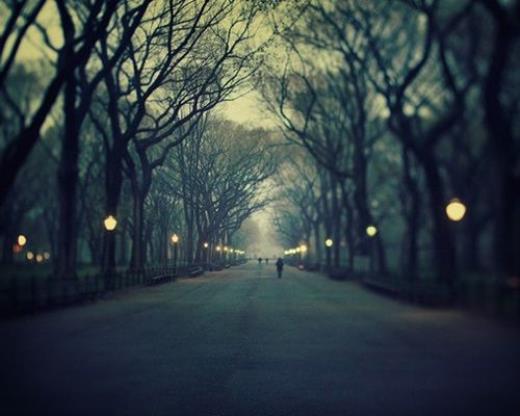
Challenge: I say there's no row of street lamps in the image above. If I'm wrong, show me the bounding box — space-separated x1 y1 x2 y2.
283 198 467 263
13 199 465 266
284 244 308 256
12 234 51 263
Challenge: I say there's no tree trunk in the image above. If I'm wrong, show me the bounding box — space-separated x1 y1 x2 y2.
312 220 322 267
402 147 420 280
420 152 457 284
340 181 355 271
481 16 520 279
130 189 145 271
56 75 79 279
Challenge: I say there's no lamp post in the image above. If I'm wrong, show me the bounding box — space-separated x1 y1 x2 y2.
299 244 307 268
366 225 378 274
103 215 118 283
216 245 221 264
171 233 179 275
324 238 333 270
203 241 209 267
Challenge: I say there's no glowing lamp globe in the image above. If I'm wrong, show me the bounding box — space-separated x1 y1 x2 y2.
216 245 221 252
171 233 179 244
17 234 27 247
325 238 333 248
446 199 466 222
203 242 209 248
366 225 378 237
300 244 308 253
104 215 118 231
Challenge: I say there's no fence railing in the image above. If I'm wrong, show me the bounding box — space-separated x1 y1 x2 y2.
0 265 196 317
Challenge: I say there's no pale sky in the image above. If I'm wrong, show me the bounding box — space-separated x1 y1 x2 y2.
218 93 285 257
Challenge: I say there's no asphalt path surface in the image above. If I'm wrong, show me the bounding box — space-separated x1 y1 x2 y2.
1 262 519 415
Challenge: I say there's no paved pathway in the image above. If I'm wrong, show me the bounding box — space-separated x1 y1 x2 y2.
1 263 519 415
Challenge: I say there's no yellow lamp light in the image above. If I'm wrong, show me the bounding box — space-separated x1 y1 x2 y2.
325 238 333 248
366 225 378 237
27 251 34 261
17 234 27 247
216 245 221 252
446 198 467 222
171 233 179 244
300 244 307 253
104 215 117 231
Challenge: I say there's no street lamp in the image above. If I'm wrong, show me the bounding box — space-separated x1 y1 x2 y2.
446 198 467 222
104 215 117 231
26 251 34 261
203 242 209 266
171 233 179 275
17 234 27 247
324 238 333 270
365 225 378 275
366 225 378 237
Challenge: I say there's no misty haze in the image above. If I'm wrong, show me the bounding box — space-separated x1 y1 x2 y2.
1 1 519 415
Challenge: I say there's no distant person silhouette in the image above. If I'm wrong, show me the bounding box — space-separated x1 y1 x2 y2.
276 257 284 278
258 257 262 264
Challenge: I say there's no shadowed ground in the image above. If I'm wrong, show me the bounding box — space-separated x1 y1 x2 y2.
1 262 519 415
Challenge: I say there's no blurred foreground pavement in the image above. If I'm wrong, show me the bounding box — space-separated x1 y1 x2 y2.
1 262 519 415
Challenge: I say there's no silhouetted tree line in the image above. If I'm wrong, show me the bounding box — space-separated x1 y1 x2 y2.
264 0 519 284
0 0 276 276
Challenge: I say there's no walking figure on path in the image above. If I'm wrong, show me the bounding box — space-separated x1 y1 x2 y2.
258 257 263 265
276 257 284 279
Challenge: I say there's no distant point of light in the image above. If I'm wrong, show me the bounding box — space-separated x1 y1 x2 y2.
27 251 34 261
171 233 179 244
216 245 221 252
203 242 209 248
104 215 117 231
366 225 378 237
300 244 307 253
36 254 43 263
325 238 333 248
446 198 466 222
17 234 27 247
